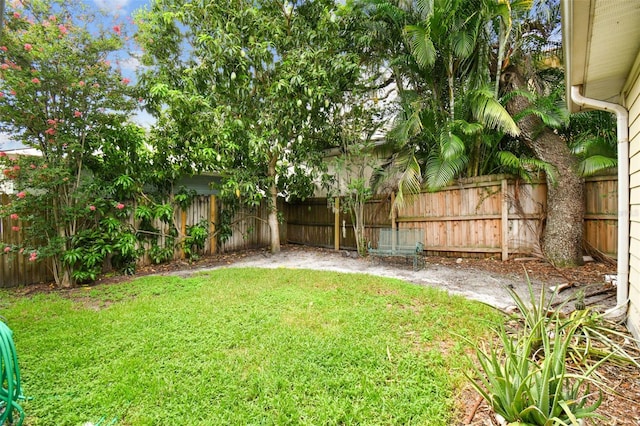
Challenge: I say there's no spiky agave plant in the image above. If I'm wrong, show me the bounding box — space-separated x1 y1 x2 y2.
465 279 611 425
466 309 606 425
506 278 640 369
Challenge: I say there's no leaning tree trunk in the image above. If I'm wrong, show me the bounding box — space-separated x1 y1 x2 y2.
502 67 584 266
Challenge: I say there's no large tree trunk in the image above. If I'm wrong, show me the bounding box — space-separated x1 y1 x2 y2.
267 154 281 254
502 67 584 266
52 220 75 287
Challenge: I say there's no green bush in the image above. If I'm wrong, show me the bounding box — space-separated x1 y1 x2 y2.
183 220 209 260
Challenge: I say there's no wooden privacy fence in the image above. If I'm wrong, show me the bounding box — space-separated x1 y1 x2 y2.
0 194 51 288
1 194 280 287
1 174 618 286
287 196 392 251
583 175 618 257
218 200 284 253
286 174 618 260
135 195 218 266
0 194 217 287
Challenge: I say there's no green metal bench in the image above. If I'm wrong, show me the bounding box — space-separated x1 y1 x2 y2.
368 228 425 270
1 320 25 426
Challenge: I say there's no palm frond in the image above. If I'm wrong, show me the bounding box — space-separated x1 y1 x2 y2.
514 106 564 129
497 150 521 170
511 90 569 130
454 119 483 135
577 155 617 177
501 89 536 104
387 98 424 144
497 151 557 185
414 0 433 18
570 135 616 159
451 30 475 59
470 87 520 136
394 153 423 208
425 152 467 191
439 131 466 161
405 24 436 69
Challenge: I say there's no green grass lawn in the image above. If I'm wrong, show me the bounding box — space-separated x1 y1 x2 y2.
1 267 500 425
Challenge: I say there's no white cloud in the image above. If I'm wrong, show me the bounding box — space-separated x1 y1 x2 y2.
118 56 142 72
132 109 156 129
93 0 132 15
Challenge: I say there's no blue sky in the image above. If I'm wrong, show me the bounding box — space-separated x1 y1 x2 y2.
91 0 156 128
90 0 150 87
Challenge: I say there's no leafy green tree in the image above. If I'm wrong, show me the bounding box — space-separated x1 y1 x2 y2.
0 0 144 286
136 0 360 253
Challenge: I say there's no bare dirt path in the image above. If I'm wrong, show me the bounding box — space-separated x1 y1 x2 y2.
168 245 618 313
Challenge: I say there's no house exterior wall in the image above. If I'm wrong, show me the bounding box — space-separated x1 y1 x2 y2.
626 64 640 339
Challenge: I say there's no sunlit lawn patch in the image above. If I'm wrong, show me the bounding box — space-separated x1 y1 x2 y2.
2 268 500 425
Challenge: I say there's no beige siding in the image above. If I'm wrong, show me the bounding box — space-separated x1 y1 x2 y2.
627 70 640 340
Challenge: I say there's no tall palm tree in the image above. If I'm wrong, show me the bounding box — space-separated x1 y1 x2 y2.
371 0 519 205
499 0 588 266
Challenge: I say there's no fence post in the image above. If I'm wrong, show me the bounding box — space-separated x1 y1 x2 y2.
209 195 217 255
180 209 187 259
334 198 340 251
391 192 397 231
391 192 397 251
501 178 509 261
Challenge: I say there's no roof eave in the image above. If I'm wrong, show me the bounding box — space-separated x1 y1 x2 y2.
561 0 591 113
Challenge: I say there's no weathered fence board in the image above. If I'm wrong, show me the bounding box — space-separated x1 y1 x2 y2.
219 200 278 252
132 195 217 267
2 194 221 286
584 175 618 258
393 175 544 258
286 196 392 250
0 194 52 287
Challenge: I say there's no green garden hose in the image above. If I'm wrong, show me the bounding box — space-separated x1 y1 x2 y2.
0 320 24 426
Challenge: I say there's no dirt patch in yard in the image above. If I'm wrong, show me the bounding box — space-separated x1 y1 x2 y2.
162 244 619 312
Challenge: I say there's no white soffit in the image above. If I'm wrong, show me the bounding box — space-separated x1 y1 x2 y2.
572 0 640 105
